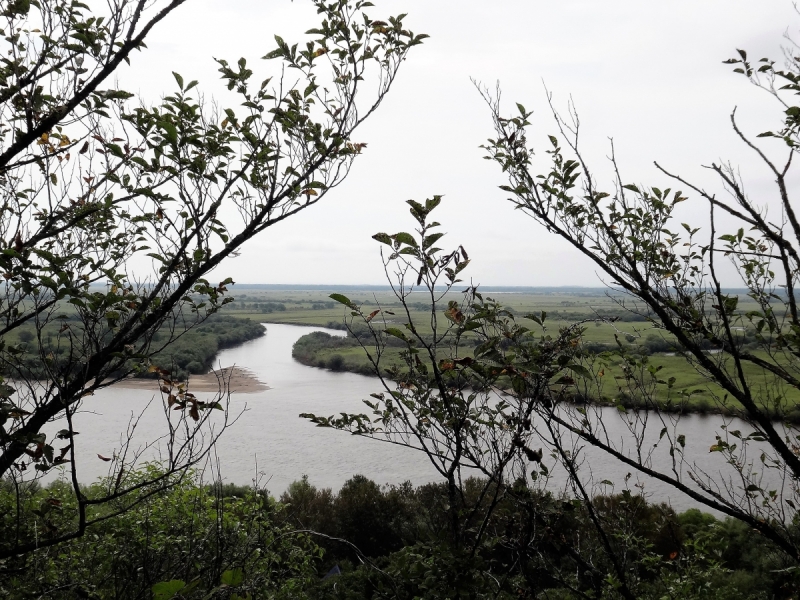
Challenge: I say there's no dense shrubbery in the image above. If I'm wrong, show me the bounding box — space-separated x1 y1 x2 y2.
0 468 319 599
312 302 336 310
292 331 377 375
2 468 784 598
281 475 789 599
293 332 358 363
227 299 290 312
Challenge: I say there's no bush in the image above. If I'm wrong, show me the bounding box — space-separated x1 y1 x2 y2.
186 361 204 374
328 354 345 371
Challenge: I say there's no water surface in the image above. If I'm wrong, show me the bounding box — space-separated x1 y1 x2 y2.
46 324 776 513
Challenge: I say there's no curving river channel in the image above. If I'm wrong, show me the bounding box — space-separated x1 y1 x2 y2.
43 324 773 514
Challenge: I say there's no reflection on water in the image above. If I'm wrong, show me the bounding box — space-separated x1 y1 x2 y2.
43 323 771 512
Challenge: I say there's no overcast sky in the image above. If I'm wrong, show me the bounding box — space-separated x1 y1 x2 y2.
119 1 800 286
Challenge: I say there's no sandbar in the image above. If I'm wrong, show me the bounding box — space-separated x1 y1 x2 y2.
113 366 269 394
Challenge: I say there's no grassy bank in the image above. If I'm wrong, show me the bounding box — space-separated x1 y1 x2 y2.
292 330 800 419
273 285 800 420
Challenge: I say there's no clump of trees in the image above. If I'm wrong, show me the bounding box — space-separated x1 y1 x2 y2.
149 314 265 379
1 313 264 381
293 328 408 374
229 301 287 313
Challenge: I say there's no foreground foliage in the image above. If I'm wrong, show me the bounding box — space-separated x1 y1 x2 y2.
299 12 800 598
0 0 425 560
477 20 800 568
0 468 786 599
1 467 319 599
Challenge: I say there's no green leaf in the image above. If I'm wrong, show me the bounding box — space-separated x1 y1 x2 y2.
152 580 185 600
423 232 444 249
221 568 244 587
384 327 410 342
567 364 591 378
160 121 178 144
425 196 442 212
523 312 546 325
393 232 417 247
372 232 392 245
172 71 184 90
329 293 355 309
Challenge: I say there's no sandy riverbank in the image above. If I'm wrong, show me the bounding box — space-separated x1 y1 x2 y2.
113 366 269 393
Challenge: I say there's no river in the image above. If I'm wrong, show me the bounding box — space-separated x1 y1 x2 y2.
41 323 778 514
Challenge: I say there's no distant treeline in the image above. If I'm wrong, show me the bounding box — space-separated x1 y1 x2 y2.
5 314 265 382
149 315 265 379
221 284 762 295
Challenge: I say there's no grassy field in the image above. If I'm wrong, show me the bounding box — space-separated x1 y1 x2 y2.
225 286 650 336
222 286 800 419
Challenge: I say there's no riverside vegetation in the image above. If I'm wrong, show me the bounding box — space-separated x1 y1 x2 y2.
8 312 265 382
287 290 799 419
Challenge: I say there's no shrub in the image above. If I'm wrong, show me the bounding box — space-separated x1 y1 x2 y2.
328 354 345 371
186 361 204 374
